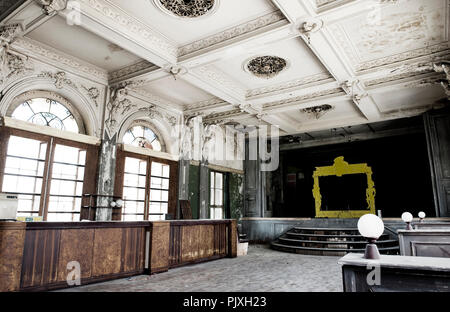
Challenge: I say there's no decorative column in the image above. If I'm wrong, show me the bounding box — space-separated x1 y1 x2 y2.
244 136 264 218
198 162 209 219
95 132 117 221
177 159 190 219
424 107 450 217
95 86 130 221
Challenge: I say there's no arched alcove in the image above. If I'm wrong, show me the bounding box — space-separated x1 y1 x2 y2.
0 77 101 137
118 110 177 155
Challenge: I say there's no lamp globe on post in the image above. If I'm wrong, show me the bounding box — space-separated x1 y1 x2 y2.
418 211 426 223
401 212 413 230
110 201 116 208
116 199 123 208
357 214 385 260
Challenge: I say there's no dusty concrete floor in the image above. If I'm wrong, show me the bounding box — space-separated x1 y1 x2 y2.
60 245 343 292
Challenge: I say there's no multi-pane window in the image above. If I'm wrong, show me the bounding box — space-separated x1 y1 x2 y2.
122 157 147 221
120 156 172 221
47 145 86 221
149 162 170 221
210 171 224 220
0 132 91 221
12 98 80 133
2 136 47 217
123 125 162 152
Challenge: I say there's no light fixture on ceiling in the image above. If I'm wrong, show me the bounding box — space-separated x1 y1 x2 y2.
245 56 288 79
153 0 219 19
301 104 333 119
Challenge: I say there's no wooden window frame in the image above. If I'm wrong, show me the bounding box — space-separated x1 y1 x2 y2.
209 170 224 219
0 126 99 221
114 148 178 221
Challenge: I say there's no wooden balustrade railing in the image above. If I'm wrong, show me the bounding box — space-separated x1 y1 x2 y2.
0 219 237 292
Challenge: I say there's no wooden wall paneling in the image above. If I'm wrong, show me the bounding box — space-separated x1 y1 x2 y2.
169 224 182 267
228 219 237 258
198 224 215 259
0 223 26 292
20 228 61 289
92 228 122 277
182 225 201 262
121 227 145 273
57 229 95 282
149 221 170 274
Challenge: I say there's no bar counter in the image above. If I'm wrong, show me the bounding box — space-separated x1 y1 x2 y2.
0 219 237 292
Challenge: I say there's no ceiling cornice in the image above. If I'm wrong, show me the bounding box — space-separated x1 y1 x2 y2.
178 11 288 57
11 36 109 84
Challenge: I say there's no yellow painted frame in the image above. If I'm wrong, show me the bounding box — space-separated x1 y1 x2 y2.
312 157 376 218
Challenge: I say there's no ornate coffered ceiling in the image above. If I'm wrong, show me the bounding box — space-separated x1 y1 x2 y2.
0 0 448 136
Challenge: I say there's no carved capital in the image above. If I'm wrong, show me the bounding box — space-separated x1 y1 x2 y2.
0 24 22 47
299 18 323 43
35 0 68 16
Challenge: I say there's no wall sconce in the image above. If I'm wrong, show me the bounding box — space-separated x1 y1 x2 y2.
357 214 385 260
401 212 413 230
418 211 426 223
110 199 123 208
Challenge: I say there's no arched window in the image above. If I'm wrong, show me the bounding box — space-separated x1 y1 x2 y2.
123 125 163 152
11 98 80 133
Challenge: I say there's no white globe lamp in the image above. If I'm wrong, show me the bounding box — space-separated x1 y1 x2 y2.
110 201 116 208
401 212 413 230
116 199 123 208
357 214 385 259
418 211 426 223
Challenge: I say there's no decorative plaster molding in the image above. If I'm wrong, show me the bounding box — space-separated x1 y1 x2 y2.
82 85 101 107
330 19 450 72
246 73 333 98
185 97 228 112
34 0 67 16
364 71 441 88
11 37 108 83
301 104 334 119
356 45 450 72
178 11 287 57
105 86 135 135
38 71 78 90
108 60 158 83
262 88 345 110
433 61 450 99
77 0 178 62
0 24 22 47
299 18 323 43
203 109 244 122
193 65 245 99
0 51 33 89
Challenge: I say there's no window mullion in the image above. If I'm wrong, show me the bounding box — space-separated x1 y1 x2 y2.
41 137 55 221
145 158 152 220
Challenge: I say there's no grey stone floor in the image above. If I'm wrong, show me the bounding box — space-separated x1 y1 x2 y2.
60 245 343 292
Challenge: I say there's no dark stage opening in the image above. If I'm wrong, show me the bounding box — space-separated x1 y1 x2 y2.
269 121 436 219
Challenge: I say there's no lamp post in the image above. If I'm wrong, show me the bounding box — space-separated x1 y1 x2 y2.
401 212 413 230
418 211 426 223
357 214 385 260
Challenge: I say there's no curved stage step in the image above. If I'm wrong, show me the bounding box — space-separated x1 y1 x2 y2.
271 226 399 256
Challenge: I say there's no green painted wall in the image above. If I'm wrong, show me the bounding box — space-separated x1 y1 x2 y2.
188 164 200 219
229 173 244 220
